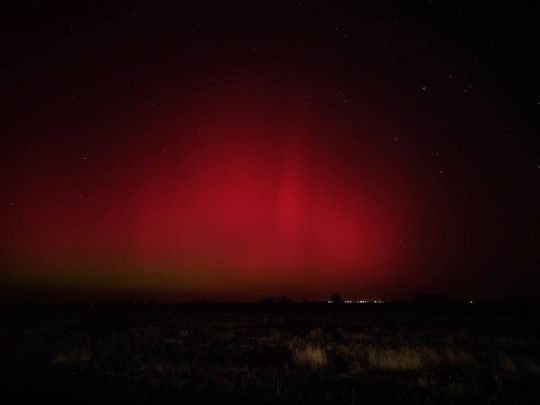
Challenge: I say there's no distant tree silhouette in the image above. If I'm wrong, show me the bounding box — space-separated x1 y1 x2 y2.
331 293 343 304
262 297 275 305
278 295 293 304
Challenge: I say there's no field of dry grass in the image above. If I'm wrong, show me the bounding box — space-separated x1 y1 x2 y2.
1 303 539 404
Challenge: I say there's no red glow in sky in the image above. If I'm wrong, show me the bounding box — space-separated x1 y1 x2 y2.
2 1 537 303
4 81 417 300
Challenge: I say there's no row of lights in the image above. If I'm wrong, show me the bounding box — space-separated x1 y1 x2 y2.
327 300 385 304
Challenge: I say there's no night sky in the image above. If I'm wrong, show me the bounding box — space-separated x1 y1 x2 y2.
1 1 539 303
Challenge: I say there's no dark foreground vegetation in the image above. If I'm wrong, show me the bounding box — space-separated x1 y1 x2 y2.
1 303 539 404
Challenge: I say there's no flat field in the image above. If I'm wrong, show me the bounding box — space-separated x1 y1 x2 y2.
1 303 539 404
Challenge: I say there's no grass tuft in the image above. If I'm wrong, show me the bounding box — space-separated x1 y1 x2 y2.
293 345 328 369
366 346 423 370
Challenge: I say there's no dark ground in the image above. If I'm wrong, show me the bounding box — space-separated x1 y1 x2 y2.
1 303 539 404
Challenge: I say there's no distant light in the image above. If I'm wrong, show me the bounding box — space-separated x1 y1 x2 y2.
469 300 474 304
327 299 387 304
